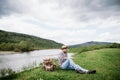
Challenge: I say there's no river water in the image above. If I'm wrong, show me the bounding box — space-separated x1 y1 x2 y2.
0 49 73 72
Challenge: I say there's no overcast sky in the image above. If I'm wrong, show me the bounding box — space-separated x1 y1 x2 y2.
0 0 120 45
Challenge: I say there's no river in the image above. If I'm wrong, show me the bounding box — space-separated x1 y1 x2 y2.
0 49 73 72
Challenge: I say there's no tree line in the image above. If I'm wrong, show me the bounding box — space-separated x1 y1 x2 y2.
0 30 62 52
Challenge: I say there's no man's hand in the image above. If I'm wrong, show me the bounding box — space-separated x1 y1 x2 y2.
64 57 69 60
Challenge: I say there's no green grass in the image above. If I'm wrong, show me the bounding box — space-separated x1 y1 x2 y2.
1 48 120 80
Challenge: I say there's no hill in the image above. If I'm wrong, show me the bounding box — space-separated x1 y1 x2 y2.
0 30 63 51
69 41 112 48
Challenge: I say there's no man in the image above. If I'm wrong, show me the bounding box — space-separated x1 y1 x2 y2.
58 45 96 74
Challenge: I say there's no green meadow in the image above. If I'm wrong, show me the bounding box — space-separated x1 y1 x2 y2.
1 48 120 80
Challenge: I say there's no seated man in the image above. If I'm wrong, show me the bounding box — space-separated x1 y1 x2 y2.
58 45 96 74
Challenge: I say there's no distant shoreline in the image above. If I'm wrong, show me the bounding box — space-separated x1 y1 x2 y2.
0 49 42 54
0 51 18 54
0 49 60 55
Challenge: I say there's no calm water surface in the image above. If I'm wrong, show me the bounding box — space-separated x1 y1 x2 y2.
0 49 73 72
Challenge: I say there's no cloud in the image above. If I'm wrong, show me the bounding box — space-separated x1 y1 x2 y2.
0 0 120 45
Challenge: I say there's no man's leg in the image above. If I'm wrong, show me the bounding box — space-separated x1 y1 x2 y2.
60 59 70 69
61 59 96 74
68 59 88 73
75 65 88 73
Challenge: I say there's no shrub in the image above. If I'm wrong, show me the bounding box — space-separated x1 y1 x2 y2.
0 68 16 77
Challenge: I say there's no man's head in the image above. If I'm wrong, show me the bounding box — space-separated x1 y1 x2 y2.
61 45 68 53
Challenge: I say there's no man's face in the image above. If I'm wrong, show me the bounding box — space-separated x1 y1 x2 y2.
62 48 67 53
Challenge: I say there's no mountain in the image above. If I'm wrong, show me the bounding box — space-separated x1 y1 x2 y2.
0 30 63 51
69 41 112 48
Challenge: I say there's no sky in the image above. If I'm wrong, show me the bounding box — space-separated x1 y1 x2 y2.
0 0 120 45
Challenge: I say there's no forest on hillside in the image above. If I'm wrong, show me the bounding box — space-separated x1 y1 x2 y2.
0 30 62 52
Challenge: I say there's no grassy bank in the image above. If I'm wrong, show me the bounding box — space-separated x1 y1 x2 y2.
1 48 120 80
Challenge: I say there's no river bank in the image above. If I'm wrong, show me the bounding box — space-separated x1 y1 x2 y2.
0 48 61 55
1 48 119 80
0 51 18 54
0 49 74 78
0 49 73 72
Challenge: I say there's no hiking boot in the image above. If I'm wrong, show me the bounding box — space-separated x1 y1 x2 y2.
87 70 96 74
76 70 85 74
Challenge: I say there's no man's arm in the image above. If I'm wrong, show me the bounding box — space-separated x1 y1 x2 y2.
58 52 68 65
